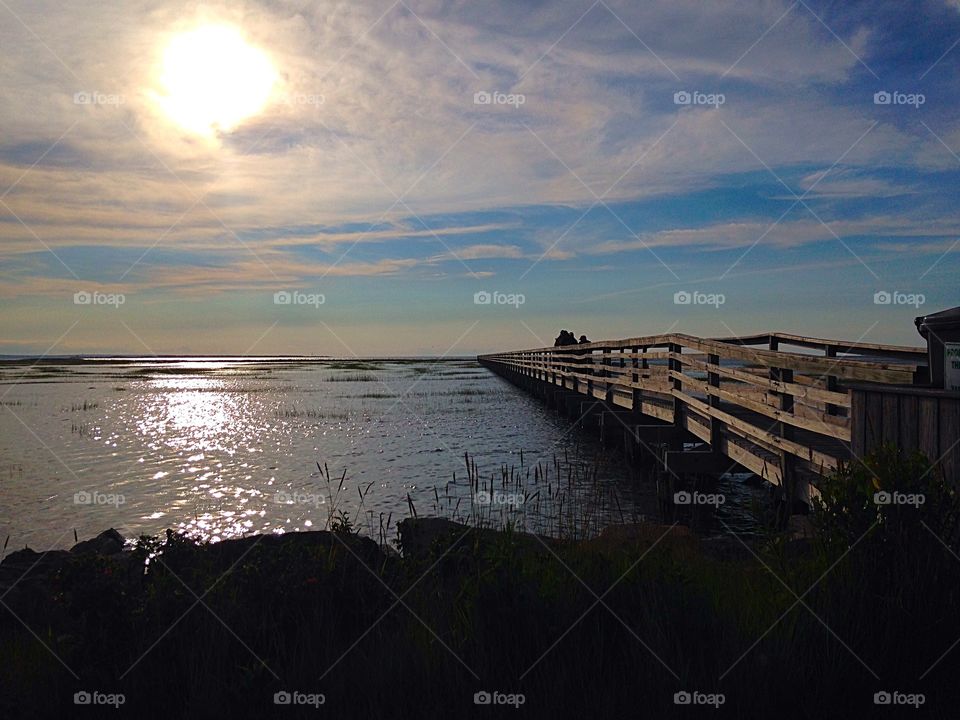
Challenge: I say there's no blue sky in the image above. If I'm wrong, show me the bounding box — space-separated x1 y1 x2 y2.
1 0 958 355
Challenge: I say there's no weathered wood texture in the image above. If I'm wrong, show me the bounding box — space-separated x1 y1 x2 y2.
479 331 954 489
850 385 960 482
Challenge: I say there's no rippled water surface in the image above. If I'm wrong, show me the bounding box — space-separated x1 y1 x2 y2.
0 358 764 549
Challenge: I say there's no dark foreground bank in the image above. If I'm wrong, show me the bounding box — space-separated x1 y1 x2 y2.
2 447 960 719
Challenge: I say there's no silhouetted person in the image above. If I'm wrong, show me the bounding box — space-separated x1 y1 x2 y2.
578 335 590 344
554 330 577 347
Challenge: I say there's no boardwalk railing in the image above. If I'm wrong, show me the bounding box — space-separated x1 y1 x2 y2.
479 332 929 495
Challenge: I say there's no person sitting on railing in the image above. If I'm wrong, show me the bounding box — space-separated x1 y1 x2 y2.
554 330 578 347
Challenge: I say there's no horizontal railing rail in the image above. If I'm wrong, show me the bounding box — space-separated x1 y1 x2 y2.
479 331 928 487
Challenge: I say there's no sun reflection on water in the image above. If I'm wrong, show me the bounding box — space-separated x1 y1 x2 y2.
137 375 268 542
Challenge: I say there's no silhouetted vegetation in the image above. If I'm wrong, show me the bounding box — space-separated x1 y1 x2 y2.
2 446 959 718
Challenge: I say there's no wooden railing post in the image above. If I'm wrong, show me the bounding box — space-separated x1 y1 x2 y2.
771 362 799 505
708 352 721 448
825 346 841 416
586 347 593 399
669 341 683 424
602 347 611 402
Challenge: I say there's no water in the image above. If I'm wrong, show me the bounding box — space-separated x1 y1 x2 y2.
0 358 764 550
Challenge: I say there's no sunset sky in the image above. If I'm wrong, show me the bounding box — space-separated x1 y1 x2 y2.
1 0 958 356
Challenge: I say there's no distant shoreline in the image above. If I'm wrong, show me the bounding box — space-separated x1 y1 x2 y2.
0 355 479 365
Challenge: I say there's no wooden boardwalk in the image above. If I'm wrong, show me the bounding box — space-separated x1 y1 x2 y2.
478 331 945 501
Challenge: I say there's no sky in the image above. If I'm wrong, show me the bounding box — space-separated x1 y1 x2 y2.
1 0 959 357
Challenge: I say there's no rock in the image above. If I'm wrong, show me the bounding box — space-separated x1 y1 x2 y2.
397 517 557 560
0 547 71 572
398 518 471 559
70 528 125 555
157 528 385 577
0 548 71 599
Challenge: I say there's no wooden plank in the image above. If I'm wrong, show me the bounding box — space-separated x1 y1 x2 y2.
535 351 673 363
851 389 866 458
510 365 670 394
919 397 939 464
938 398 959 483
480 330 924 361
882 393 900 447
864 391 883 452
719 435 783 484
638 401 674 423
676 354 851 407
674 334 919 384
680 413 711 443
670 371 851 440
673 389 841 470
898 393 919 453
768 332 925 359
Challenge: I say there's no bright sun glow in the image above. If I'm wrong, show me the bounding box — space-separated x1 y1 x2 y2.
158 25 276 136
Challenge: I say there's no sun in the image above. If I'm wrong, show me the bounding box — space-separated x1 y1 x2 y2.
157 25 276 136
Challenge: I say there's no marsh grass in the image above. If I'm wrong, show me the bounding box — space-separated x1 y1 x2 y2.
322 372 380 382
421 449 639 541
324 362 382 371
273 406 349 420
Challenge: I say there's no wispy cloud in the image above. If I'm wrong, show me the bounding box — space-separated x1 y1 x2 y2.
1 0 959 351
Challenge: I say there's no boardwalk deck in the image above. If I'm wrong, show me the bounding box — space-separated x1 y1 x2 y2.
478 330 947 502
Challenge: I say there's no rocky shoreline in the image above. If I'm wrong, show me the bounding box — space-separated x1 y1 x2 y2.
0 516 819 605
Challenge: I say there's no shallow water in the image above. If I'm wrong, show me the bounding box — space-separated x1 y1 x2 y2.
0 358 765 549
